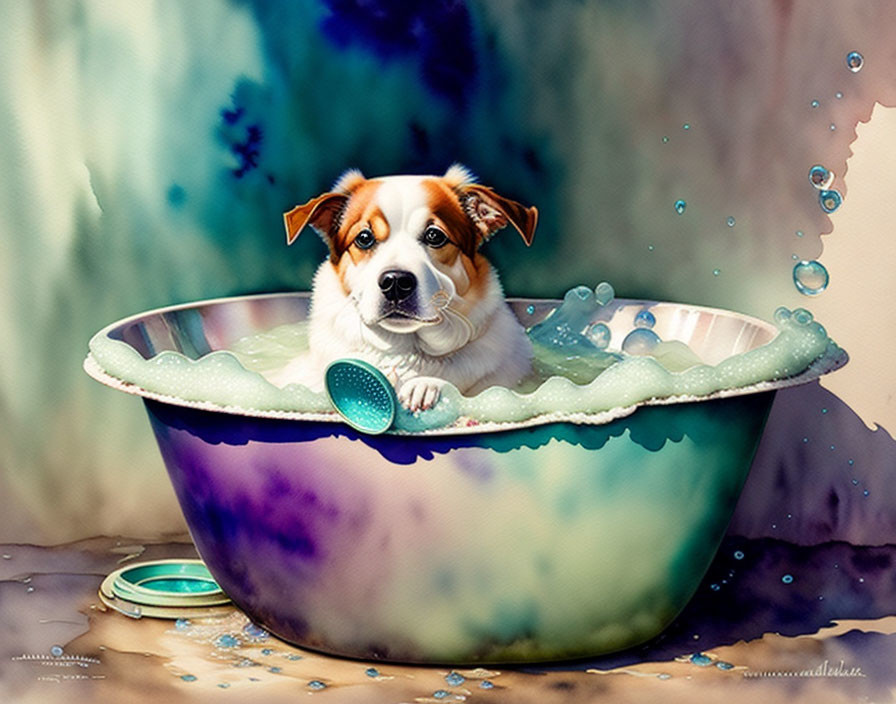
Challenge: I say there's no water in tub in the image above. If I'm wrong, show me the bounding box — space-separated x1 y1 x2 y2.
88 283 839 432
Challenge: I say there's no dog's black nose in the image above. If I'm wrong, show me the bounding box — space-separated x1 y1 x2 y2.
378 270 417 302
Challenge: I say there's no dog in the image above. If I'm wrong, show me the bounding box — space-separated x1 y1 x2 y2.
275 164 538 412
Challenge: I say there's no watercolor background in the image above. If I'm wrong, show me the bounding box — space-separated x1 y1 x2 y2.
1 0 894 565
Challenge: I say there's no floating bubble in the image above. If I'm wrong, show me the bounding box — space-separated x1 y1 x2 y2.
846 51 864 72
793 260 829 296
819 189 842 213
674 199 687 214
713 268 721 276
836 91 844 99
526 305 535 315
830 123 836 131
683 123 691 130
634 310 656 329
594 281 615 306
811 99 820 108
782 574 794 584
648 244 655 251
726 216 736 227
622 328 661 355
796 230 804 237
662 135 669 143
587 323 611 349
808 165 834 190
733 550 745 560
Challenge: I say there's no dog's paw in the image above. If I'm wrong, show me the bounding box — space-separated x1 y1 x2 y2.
397 376 446 412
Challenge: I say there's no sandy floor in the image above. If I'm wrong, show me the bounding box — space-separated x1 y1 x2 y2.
1 536 894 704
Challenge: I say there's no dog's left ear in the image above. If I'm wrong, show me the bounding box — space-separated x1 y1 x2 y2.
460 185 538 246
284 193 348 245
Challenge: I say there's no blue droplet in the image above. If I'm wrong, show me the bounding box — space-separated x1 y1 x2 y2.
793 260 829 296
261 648 273 655
175 618 191 631
622 328 661 355
773 307 791 324
662 135 669 143
648 244 655 251
726 216 736 227
863 489 870 497
217 683 230 689
269 666 282 674
683 123 691 130
243 622 268 639
811 99 820 108
803 437 809 443
793 308 814 325
848 459 855 466
215 634 239 649
782 574 794 584
821 408 828 414
716 661 735 671
634 309 656 329
433 690 450 699
181 674 197 682
365 667 380 678
846 51 864 72
852 479 859 485
286 654 302 661
526 305 535 315
308 680 327 690
836 91 844 99
587 323 611 349
796 230 805 237
690 653 712 666
674 199 687 214
594 281 615 306
710 583 721 591
808 165 833 190
658 673 672 680
819 189 842 213
734 550 745 560
50 645 64 657
480 680 495 689
713 268 721 276
830 123 837 131
445 672 466 686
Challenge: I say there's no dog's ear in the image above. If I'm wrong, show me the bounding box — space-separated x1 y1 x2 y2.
284 193 348 245
459 185 538 246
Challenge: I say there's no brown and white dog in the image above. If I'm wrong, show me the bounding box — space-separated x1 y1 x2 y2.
275 165 537 411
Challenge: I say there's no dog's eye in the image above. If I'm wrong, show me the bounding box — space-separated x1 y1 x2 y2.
422 226 449 248
353 228 376 250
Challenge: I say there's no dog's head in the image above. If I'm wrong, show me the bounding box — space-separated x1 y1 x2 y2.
284 165 537 340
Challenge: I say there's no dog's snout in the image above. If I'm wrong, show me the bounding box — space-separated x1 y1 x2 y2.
378 270 417 302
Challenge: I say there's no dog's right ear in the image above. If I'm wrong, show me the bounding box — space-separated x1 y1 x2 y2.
284 193 348 245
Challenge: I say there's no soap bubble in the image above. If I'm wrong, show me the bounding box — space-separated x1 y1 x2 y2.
846 51 864 72
808 165 834 190
819 189 842 213
594 281 615 306
674 199 687 214
622 328 661 355
782 574 794 584
634 310 656 329
793 260 829 296
586 323 611 349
